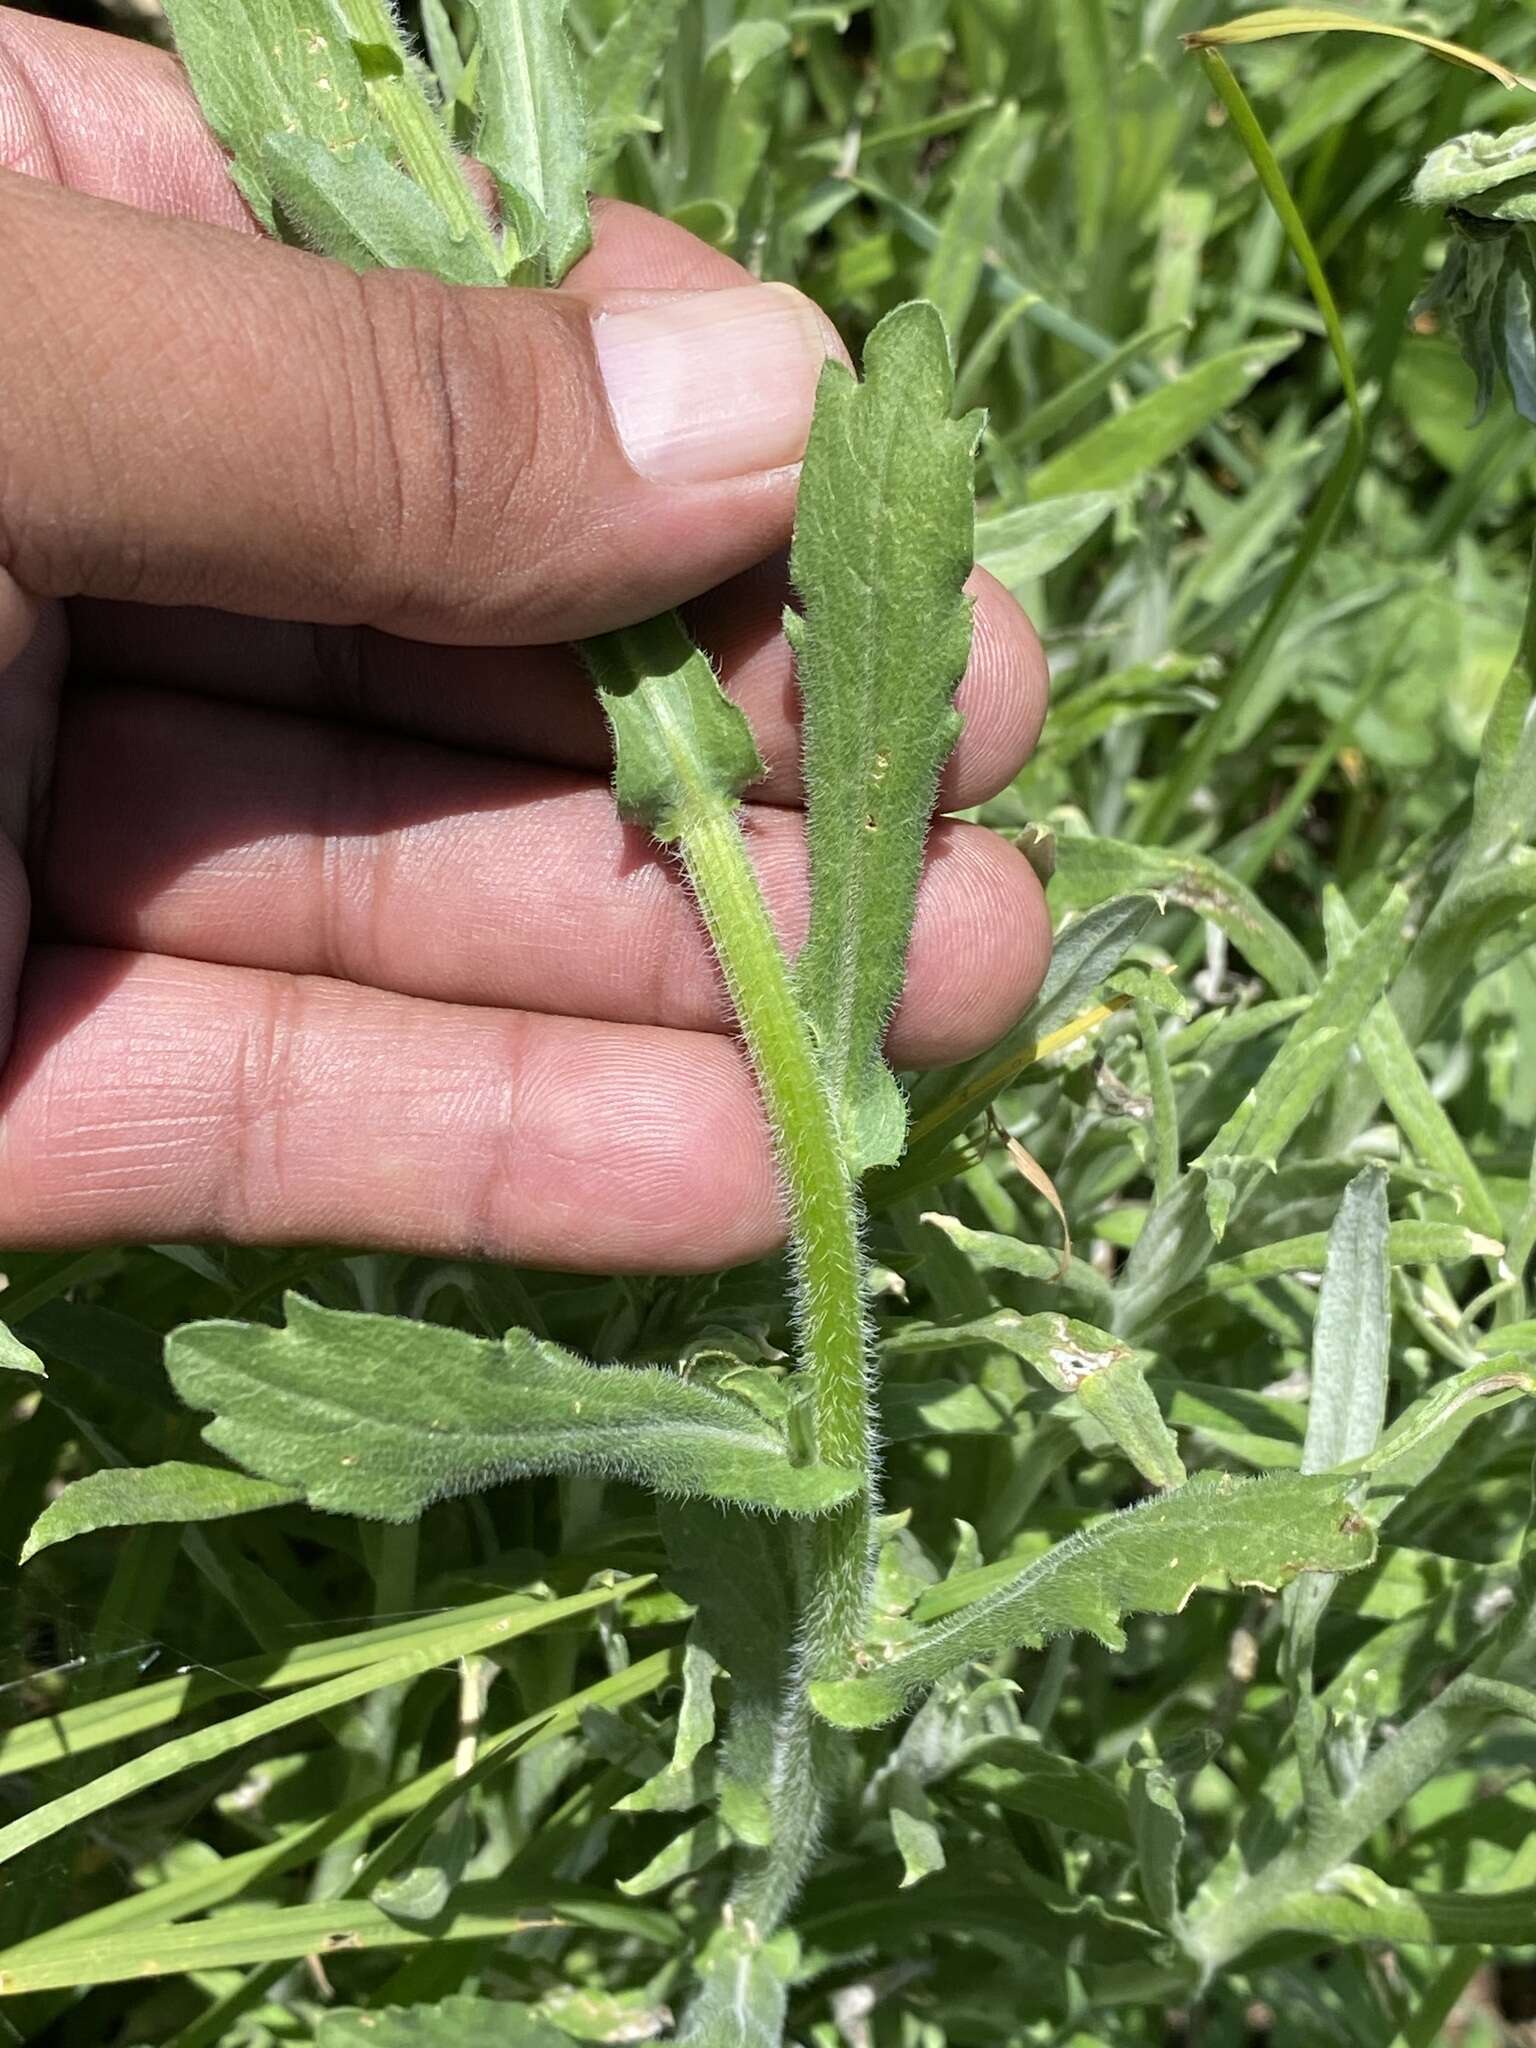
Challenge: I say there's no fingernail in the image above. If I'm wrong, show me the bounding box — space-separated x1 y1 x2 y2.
593 284 840 485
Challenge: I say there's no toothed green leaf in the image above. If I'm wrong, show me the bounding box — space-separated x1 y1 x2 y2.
166 1296 859 1520
811 1471 1376 1728
789 300 980 1172
585 612 765 842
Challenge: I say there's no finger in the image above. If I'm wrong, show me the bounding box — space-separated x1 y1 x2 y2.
0 15 747 300
67 565 1049 810
41 687 1051 1067
0 947 780 1272
0 170 844 643
0 11 254 227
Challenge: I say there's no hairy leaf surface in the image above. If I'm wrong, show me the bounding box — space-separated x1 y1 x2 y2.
811 1471 1375 1727
470 0 592 280
584 0 689 168
0 1324 44 1377
676 1924 798 2047
259 133 503 282
160 0 388 227
166 1296 858 1519
585 612 764 841
789 300 980 1171
21 1463 299 1564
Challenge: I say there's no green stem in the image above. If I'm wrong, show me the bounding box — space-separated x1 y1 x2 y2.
587 616 880 1926
677 785 874 1926
676 792 875 1673
333 0 506 270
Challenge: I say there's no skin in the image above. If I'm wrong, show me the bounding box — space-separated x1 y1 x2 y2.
0 12 1051 1275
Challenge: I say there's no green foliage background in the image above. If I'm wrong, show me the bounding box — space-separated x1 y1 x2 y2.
5 1 1536 2043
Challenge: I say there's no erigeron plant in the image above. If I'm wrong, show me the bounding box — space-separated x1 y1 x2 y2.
8 6 1536 2044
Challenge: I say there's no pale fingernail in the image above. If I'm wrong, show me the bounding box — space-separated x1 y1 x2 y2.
593 284 841 485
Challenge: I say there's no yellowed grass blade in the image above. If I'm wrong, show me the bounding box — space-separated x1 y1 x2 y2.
1185 8 1535 92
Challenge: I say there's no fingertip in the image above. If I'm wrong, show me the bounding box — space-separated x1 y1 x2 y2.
480 1019 785 1273
943 568 1050 810
892 821 1052 1067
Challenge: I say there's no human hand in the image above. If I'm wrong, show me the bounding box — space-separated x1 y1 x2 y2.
0 11 1049 1274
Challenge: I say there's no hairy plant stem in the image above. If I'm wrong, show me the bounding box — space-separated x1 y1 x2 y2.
617 680 877 1924
675 792 877 1670
333 0 506 270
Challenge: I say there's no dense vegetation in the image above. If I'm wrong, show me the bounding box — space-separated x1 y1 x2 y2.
4 2 1536 2043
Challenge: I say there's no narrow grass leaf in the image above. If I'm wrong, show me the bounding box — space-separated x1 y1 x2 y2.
167 1294 859 1518
1324 894 1502 1238
788 301 980 1170
0 1654 675 1982
921 103 1020 349
1052 0 1113 255
470 0 592 280
1026 336 1300 501
1005 322 1191 450
0 1582 599 1776
1138 49 1367 839
0 1579 645 1870
0 1882 671 1995
1186 11 1535 93
812 1472 1375 1728
1195 886 1412 1233
21 1463 299 1564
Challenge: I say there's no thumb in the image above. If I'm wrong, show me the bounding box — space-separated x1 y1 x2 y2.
0 170 843 644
